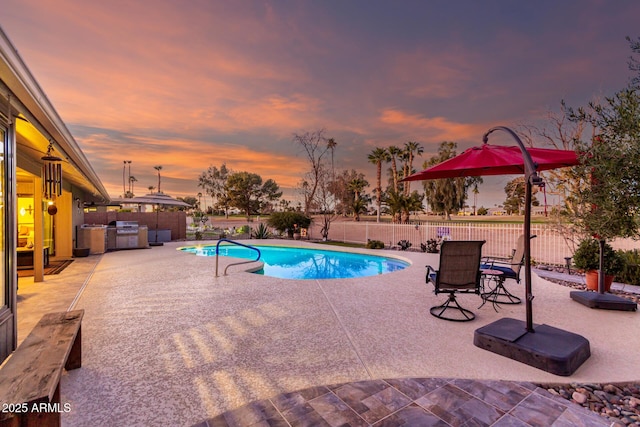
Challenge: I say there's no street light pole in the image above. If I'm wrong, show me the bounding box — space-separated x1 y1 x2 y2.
123 161 126 195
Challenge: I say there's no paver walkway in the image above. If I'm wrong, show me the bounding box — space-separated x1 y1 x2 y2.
198 378 608 426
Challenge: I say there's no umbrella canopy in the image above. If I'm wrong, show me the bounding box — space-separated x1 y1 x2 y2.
403 143 578 181
125 193 191 208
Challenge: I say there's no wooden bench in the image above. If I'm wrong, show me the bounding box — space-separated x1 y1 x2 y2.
0 310 84 427
16 246 50 270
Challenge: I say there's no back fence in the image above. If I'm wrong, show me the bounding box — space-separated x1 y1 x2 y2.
310 221 569 264
193 218 639 266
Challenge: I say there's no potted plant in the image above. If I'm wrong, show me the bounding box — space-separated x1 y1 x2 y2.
572 238 623 292
564 85 640 304
292 224 301 240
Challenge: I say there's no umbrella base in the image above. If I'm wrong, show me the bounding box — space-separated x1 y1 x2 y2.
570 291 637 311
474 317 590 376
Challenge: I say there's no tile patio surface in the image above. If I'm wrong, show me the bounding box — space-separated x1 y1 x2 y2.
16 240 638 426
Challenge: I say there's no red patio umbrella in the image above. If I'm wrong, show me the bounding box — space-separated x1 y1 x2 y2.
403 143 578 181
403 126 588 376
404 127 579 332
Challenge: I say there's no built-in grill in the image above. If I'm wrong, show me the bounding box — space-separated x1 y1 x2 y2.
115 221 139 235
107 221 149 250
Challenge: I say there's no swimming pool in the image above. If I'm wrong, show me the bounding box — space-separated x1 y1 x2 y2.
179 244 409 279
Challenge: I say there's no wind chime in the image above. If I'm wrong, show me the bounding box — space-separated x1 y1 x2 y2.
42 141 62 215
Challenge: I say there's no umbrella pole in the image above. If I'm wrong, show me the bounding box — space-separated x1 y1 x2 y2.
484 126 538 333
524 178 534 333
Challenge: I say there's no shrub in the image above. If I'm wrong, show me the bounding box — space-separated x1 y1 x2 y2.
421 238 440 253
191 210 209 226
252 223 272 239
366 239 385 249
616 249 640 286
397 240 412 251
266 212 312 237
572 238 623 275
236 225 250 234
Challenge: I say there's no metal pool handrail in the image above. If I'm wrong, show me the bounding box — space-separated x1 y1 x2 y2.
215 239 261 277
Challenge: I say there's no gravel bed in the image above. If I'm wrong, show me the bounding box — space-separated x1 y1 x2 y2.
537 266 639 425
538 382 640 426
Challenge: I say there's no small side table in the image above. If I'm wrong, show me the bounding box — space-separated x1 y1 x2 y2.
480 269 521 311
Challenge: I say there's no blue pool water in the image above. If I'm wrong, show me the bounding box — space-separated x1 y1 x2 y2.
179 244 409 280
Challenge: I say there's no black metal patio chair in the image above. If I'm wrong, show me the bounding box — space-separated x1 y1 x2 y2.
479 235 535 305
427 240 485 322
481 234 526 284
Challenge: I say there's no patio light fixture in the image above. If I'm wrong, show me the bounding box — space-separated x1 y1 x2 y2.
42 141 62 201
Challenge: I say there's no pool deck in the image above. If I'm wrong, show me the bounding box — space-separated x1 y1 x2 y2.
15 239 638 426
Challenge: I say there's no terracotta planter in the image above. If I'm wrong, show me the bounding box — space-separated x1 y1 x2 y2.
585 270 614 292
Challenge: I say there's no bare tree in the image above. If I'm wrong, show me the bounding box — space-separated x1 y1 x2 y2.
314 165 338 240
198 163 232 218
518 106 592 217
293 129 334 215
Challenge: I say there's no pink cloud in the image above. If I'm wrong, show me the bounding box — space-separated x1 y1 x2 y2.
78 131 308 198
378 109 487 142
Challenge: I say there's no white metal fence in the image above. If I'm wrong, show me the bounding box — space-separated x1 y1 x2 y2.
188 218 639 266
308 221 573 264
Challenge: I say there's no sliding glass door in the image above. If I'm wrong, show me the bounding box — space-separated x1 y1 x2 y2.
0 118 16 361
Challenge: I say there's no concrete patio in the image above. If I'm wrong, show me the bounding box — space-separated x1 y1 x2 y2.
16 240 638 426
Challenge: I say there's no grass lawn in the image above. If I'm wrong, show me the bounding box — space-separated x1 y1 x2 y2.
315 241 366 249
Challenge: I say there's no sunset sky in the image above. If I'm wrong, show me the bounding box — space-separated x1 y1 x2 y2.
2 1 639 208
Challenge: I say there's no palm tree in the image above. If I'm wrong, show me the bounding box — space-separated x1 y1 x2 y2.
148 185 155 193
402 191 424 222
403 141 424 195
368 147 390 222
472 184 479 216
384 190 423 223
387 145 402 193
383 190 404 223
348 176 368 202
327 138 337 177
400 150 410 183
123 161 127 195
154 165 163 193
352 198 368 221
129 176 137 196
